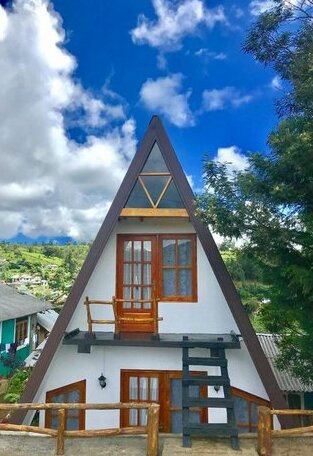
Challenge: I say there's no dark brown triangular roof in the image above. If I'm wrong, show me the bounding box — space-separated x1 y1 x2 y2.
13 116 290 426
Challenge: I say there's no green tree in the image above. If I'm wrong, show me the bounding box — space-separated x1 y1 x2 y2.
197 1 313 382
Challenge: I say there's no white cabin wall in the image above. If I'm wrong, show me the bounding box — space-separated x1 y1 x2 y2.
68 218 239 334
33 216 275 428
36 344 270 429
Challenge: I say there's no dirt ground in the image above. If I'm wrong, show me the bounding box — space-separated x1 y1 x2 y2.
0 432 313 455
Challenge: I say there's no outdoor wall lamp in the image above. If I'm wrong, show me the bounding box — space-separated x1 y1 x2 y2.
98 373 107 389
214 385 221 393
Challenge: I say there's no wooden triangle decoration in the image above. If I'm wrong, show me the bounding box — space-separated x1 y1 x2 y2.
13 116 290 427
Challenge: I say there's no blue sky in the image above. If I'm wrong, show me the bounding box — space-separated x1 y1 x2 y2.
0 0 281 242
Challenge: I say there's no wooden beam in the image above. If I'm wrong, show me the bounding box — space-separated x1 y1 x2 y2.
56 408 65 455
257 406 272 456
147 404 160 456
120 208 188 217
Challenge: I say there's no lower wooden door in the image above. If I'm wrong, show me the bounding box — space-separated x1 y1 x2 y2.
120 370 207 432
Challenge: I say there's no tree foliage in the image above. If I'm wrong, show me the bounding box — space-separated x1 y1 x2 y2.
197 0 313 382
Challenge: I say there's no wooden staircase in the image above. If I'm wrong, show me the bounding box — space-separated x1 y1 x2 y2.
182 336 240 450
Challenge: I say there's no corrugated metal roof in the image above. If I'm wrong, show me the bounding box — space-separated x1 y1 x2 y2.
37 309 58 332
257 333 312 393
0 283 51 321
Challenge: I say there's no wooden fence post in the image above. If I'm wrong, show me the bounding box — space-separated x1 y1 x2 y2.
147 404 160 456
56 408 66 455
258 406 272 456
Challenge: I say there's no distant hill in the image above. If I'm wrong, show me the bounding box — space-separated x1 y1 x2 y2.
1 233 75 245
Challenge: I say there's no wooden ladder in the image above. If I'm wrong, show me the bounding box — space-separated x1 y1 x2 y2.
182 336 240 450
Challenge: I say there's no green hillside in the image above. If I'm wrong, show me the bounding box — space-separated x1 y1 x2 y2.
0 243 90 309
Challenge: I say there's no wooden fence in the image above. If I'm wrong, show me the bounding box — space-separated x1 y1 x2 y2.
258 406 313 456
0 402 160 456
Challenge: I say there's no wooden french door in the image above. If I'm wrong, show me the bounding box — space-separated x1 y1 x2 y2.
121 370 207 433
116 235 156 333
45 380 86 430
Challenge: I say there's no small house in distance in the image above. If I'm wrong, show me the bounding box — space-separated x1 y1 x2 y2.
14 117 291 447
0 283 50 376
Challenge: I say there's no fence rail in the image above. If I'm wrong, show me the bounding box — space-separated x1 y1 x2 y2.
0 402 160 456
258 406 313 456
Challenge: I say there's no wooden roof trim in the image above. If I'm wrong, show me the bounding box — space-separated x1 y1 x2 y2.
13 115 291 427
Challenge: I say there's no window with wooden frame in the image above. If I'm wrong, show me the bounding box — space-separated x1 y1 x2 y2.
121 370 207 433
231 387 271 433
117 234 197 305
15 317 28 346
159 234 197 302
45 380 86 430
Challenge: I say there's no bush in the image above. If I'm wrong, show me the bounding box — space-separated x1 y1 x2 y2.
4 368 31 403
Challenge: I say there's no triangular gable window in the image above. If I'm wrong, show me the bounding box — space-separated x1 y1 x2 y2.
122 142 187 216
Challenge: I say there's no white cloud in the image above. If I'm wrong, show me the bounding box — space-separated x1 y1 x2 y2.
271 75 282 90
195 48 227 60
131 0 226 51
0 0 137 241
249 0 275 15
214 146 249 173
202 87 254 111
139 73 195 127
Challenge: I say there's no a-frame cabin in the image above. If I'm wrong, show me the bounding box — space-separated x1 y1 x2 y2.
13 116 289 446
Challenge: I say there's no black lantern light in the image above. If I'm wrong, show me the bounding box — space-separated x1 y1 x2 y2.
98 373 107 389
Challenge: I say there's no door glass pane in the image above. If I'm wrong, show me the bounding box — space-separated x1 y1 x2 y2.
171 411 182 433
189 385 200 398
129 409 138 426
123 287 131 309
129 377 138 400
143 287 151 300
170 411 199 433
143 301 151 309
134 263 141 285
158 180 184 208
139 377 148 400
251 402 258 425
162 240 176 266
133 287 141 308
139 409 148 426
178 240 191 266
234 396 249 423
123 264 132 285
163 270 176 296
178 269 191 296
150 378 159 401
134 241 141 262
143 241 151 261
142 142 168 173
171 379 182 407
143 264 151 285
124 241 132 261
